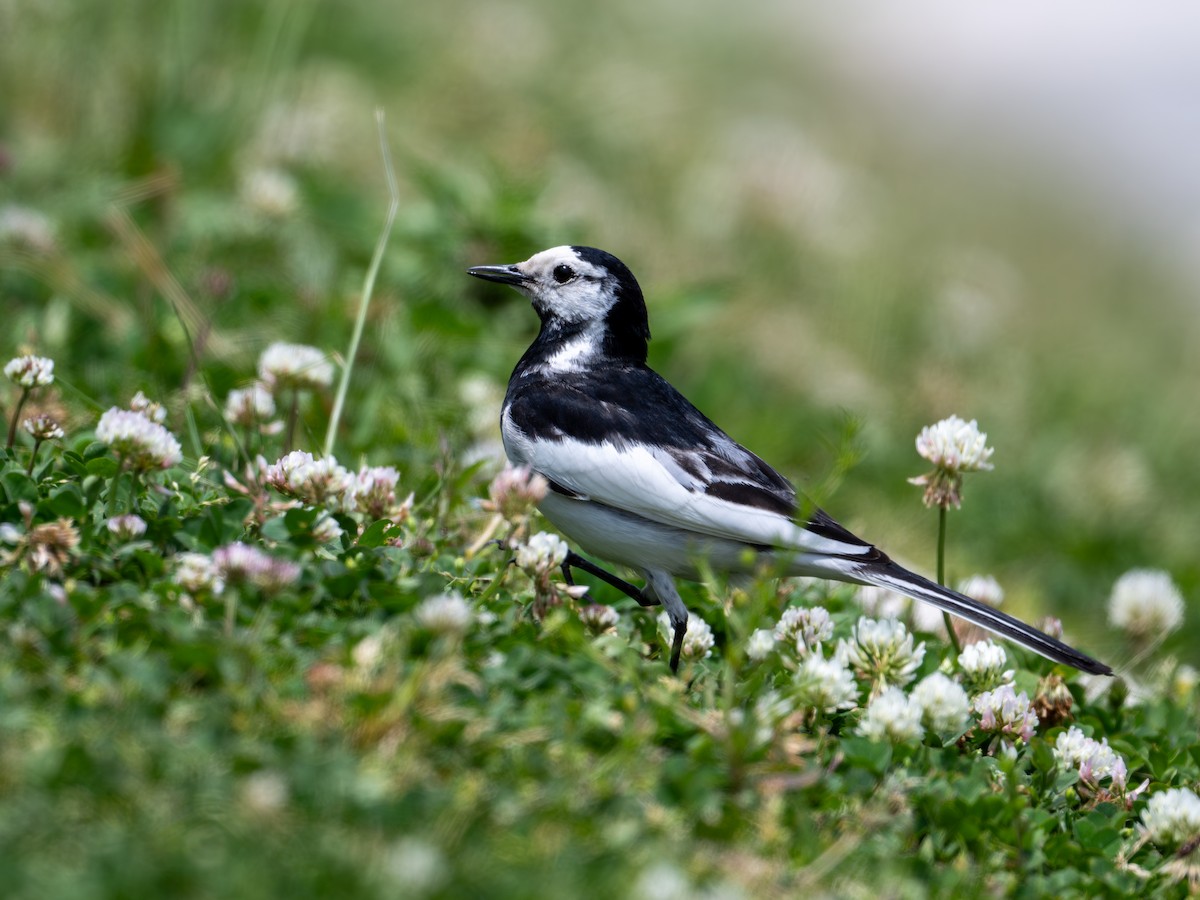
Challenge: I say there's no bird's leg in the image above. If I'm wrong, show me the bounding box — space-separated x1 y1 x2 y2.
644 569 688 674
562 550 658 607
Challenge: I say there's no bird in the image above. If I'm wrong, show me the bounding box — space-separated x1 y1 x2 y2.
468 245 1112 677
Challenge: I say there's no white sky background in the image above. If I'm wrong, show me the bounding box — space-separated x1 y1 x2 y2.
789 2 1200 284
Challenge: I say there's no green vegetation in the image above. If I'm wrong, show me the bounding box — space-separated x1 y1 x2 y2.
1 1 1197 896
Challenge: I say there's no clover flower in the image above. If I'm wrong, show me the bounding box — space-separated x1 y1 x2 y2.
348 465 403 519
4 354 54 388
129 390 167 424
579 604 620 634
856 584 910 620
225 383 277 427
264 450 353 507
957 639 1014 694
25 518 79 576
1140 788 1200 849
414 592 473 635
794 653 859 714
515 531 569 577
775 605 834 655
485 464 548 520
106 514 147 541
212 542 301 593
746 628 777 661
23 415 64 442
973 684 1038 744
310 514 343 544
1054 726 1128 791
957 574 1005 608
839 616 926 692
909 415 994 508
240 167 300 218
910 672 971 738
96 407 183 471
0 205 55 252
257 342 333 391
1108 568 1185 641
173 552 225 596
858 686 925 743
657 612 715 662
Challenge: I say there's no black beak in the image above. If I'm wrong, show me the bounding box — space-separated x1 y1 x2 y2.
467 264 531 286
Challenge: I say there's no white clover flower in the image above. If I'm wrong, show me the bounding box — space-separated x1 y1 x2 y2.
459 374 503 437
632 861 691 900
915 415 995 472
485 464 548 519
856 584 910 620
1140 788 1200 848
348 465 402 519
957 639 1014 693
909 415 994 508
225 383 277 427
353 633 387 671
106 514 147 541
264 450 353 507
173 552 225 596
858 686 925 743
383 837 447 895
839 616 926 691
579 603 620 634
973 684 1038 744
910 672 971 738
23 415 64 442
257 342 334 391
240 166 300 218
1173 664 1198 703
415 591 473 635
1108 569 1185 640
212 542 301 592
4 354 54 388
775 605 834 654
957 574 1004 608
311 514 343 543
0 205 56 252
240 770 289 816
746 628 777 661
794 653 859 714
129 390 167 424
1054 726 1127 790
681 614 716 661
515 531 569 577
96 407 183 471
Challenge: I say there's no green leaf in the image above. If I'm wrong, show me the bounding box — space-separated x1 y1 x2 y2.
44 483 86 519
840 736 893 775
85 457 119 478
1 471 39 503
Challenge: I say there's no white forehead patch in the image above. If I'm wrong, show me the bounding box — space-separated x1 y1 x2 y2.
514 246 616 323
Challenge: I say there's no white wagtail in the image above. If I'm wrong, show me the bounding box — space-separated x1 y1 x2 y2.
469 245 1112 676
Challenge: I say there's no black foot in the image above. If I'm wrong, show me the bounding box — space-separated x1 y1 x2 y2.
563 551 658 608
670 621 685 673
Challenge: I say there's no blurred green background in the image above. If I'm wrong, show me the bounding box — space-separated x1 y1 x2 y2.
2 0 1196 663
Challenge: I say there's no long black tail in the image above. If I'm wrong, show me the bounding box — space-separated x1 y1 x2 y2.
856 560 1112 676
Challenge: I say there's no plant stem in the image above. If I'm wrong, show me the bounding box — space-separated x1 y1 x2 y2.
27 439 42 476
324 109 399 459
284 387 299 452
6 388 29 450
937 504 963 655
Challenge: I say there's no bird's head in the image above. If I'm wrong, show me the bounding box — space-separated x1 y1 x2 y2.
469 245 650 360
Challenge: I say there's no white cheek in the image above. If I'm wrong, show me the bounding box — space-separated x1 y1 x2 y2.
547 282 612 322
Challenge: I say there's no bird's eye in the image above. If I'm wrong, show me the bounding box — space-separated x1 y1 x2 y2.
552 264 575 284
